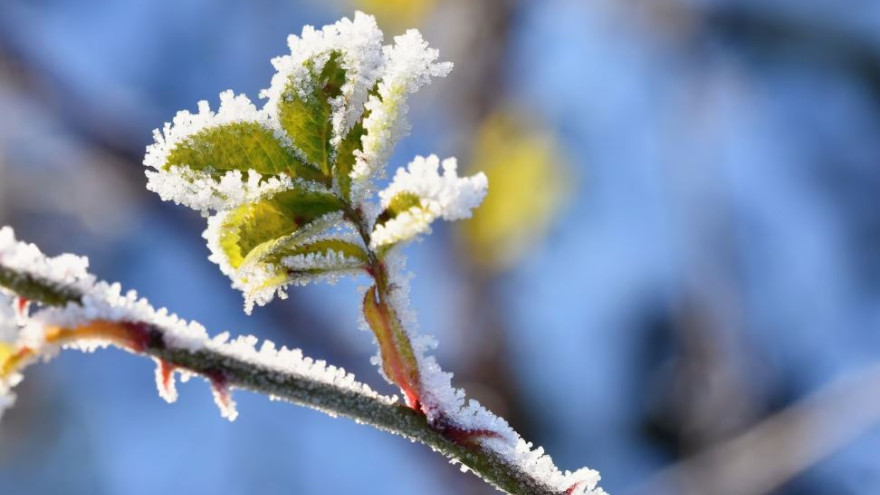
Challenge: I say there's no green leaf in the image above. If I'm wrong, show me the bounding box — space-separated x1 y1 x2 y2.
165 121 324 183
276 238 369 271
278 52 346 176
334 120 364 200
216 188 344 271
374 192 422 227
333 82 377 200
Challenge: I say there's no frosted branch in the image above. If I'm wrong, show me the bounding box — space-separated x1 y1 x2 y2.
0 228 597 495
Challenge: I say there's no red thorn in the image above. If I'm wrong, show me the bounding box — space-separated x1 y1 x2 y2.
208 370 237 420
158 360 176 397
14 297 29 318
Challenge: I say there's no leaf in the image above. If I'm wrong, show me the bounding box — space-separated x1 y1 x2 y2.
276 239 369 271
278 52 346 176
355 0 435 31
165 121 324 183
334 120 364 200
461 109 571 273
215 188 344 271
374 192 422 227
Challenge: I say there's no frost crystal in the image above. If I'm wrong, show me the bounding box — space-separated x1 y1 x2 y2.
351 31 453 191
147 167 296 217
371 155 488 248
144 91 299 215
261 11 384 148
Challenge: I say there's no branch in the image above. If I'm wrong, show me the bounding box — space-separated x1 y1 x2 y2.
0 246 593 495
633 363 880 495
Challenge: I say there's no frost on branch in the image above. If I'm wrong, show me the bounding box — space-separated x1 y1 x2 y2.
374 252 605 495
0 227 392 424
371 155 488 248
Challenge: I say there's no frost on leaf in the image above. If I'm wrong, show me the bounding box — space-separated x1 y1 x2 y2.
202 185 369 312
350 30 453 195
144 91 324 215
371 155 487 248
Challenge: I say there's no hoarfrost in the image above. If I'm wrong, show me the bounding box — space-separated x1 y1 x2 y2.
371 155 488 248
147 167 296 217
260 11 385 149
350 30 453 195
144 91 302 215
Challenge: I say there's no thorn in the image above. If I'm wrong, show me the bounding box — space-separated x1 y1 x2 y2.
208 371 238 421
154 359 178 403
14 297 29 319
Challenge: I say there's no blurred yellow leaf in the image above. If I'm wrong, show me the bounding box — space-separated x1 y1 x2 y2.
461 109 572 274
0 343 13 370
353 0 435 31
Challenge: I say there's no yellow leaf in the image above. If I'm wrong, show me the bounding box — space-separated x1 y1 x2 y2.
461 109 572 273
353 0 435 31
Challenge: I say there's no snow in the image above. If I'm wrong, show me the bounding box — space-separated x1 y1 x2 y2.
371 155 488 248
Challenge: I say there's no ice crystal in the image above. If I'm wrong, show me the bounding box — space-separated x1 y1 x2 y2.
144 91 300 215
261 11 384 148
148 166 297 217
371 155 488 248
351 30 453 193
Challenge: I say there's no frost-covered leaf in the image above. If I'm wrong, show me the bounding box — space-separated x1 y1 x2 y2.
166 121 321 181
277 52 347 175
370 155 487 248
374 191 422 226
350 30 453 192
334 119 365 200
277 238 368 272
146 91 322 182
261 12 384 179
208 188 344 273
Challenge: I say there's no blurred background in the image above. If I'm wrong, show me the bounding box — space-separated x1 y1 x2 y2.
1 0 880 494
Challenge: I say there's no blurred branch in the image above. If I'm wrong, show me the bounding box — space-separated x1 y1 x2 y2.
636 364 880 495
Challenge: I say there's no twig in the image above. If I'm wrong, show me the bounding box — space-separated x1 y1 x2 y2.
634 363 880 495
0 260 570 495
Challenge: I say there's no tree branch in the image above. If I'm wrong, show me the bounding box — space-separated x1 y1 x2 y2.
0 260 572 495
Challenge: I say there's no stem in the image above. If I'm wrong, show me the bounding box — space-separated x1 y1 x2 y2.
345 204 422 407
0 262 568 495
